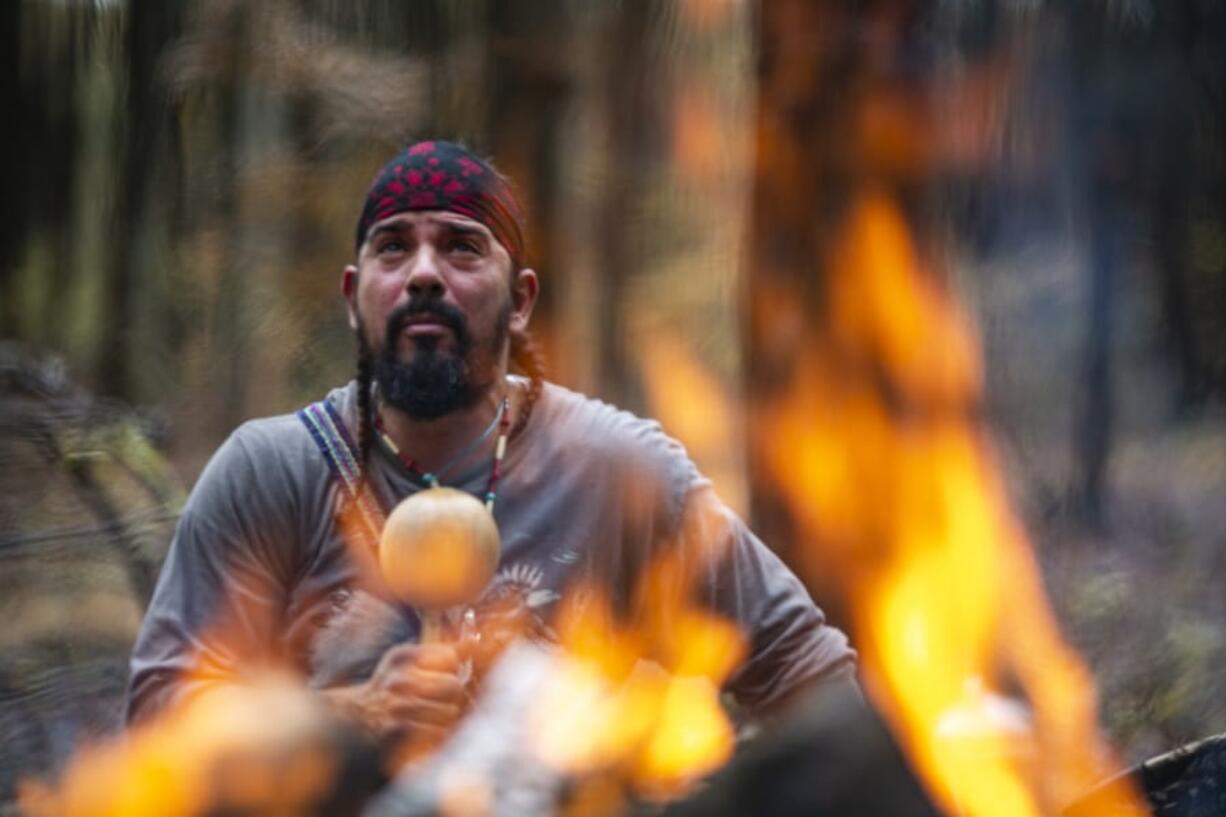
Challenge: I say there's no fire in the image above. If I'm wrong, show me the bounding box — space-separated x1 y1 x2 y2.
19 673 342 817
753 192 1145 815
21 175 1147 817
674 86 724 181
637 332 747 514
531 546 747 804
16 545 376 817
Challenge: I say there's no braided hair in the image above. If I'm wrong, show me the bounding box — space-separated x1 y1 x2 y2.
508 328 546 438
355 342 376 467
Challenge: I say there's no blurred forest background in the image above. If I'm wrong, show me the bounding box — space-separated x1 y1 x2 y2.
2 0 1226 807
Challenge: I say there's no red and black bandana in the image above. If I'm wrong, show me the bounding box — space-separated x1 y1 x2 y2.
354 140 527 267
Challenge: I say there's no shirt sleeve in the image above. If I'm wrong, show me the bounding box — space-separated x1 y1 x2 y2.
126 424 299 725
587 405 857 716
680 486 857 716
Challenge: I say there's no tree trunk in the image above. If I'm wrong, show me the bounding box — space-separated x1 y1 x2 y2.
593 0 665 409
99 0 184 401
1073 197 1118 530
1065 0 1127 530
485 0 573 374
743 0 860 577
0 0 22 336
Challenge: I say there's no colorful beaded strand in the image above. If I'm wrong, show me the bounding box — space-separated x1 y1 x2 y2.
485 410 511 512
373 396 511 513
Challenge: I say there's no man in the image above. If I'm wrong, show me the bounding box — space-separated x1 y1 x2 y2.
127 140 854 751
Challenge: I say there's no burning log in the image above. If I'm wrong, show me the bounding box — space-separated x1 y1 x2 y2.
362 644 566 817
365 652 943 817
655 682 943 817
1066 735 1226 817
365 646 878 817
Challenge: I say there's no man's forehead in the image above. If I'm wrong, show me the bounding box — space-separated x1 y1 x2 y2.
361 211 515 268
368 210 495 237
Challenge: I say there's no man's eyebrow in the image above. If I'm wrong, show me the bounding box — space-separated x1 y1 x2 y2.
438 222 489 241
367 222 408 241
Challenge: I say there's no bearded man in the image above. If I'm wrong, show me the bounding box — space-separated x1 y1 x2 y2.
126 140 855 753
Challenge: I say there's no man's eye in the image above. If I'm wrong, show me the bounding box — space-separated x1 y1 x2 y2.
378 240 405 255
448 238 482 255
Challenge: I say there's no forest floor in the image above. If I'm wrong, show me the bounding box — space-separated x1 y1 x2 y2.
1040 418 1226 765
967 231 1226 766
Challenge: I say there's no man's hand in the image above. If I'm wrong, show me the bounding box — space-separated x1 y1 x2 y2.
323 643 468 755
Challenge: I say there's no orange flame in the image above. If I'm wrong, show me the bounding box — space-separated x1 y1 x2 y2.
19 674 340 817
17 537 367 817
531 520 747 804
752 191 1145 815
638 332 747 515
22 157 1149 817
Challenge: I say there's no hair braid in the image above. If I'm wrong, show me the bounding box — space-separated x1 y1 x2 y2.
355 345 375 465
509 330 546 438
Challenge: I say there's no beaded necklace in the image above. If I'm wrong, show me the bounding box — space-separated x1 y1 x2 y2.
374 397 511 512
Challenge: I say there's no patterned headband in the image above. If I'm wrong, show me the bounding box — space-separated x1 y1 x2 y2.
354 140 527 267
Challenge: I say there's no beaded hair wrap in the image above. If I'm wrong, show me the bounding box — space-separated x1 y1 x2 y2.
354 140 527 270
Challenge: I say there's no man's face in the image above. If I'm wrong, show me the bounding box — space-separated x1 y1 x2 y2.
342 211 537 419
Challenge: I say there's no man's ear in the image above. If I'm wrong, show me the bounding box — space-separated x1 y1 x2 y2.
510 268 539 334
341 264 359 330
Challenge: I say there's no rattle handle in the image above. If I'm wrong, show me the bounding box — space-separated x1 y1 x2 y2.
419 611 444 644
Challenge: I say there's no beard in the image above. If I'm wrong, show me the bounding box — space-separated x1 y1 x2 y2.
360 295 510 421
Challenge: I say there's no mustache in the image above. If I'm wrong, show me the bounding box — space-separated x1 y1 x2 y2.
385 297 468 343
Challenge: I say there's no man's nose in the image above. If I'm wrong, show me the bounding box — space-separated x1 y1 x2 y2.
405 247 445 297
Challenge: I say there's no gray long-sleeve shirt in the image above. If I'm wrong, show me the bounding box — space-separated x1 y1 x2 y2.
127 381 854 723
